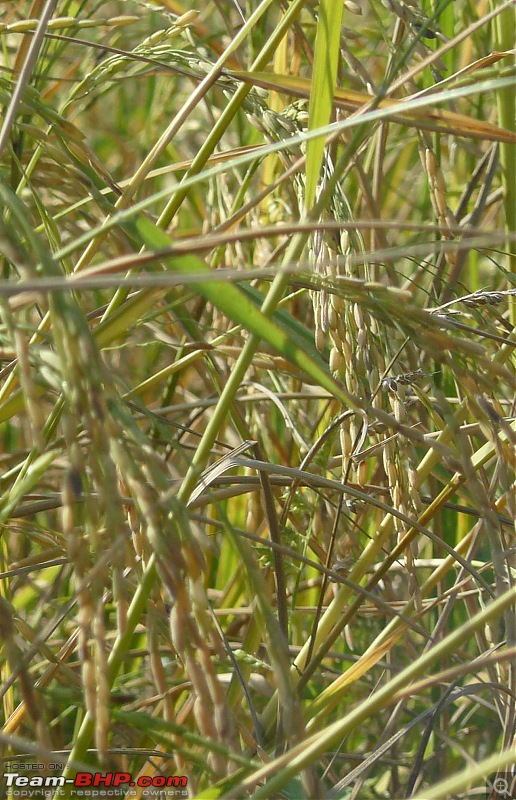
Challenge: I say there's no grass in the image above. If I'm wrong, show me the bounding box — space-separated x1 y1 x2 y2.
0 1 515 798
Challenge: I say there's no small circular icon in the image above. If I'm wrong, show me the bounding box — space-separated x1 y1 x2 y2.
493 777 508 794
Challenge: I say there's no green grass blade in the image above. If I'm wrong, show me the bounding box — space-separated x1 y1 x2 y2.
132 215 354 408
304 0 345 210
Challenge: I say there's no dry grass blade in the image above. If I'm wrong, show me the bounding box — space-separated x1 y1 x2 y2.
234 69 516 143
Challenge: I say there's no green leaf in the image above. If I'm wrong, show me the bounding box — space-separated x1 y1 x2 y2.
238 282 327 360
132 215 351 407
0 450 58 524
305 0 345 210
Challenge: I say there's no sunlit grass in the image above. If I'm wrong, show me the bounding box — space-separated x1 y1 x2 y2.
0 1 514 799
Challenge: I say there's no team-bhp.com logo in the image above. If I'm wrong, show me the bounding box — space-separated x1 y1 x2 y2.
3 771 188 796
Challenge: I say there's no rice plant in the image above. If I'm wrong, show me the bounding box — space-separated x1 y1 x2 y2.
0 1 514 798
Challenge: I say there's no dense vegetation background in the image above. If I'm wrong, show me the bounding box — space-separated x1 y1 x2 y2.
0 1 515 798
